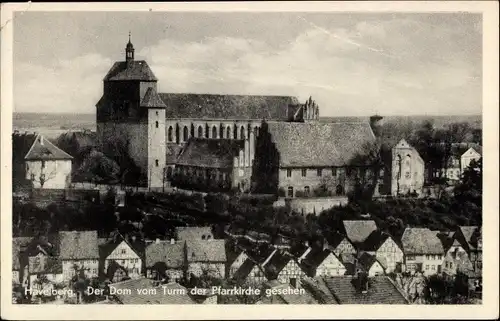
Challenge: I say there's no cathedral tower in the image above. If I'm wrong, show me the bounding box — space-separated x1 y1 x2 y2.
96 34 166 188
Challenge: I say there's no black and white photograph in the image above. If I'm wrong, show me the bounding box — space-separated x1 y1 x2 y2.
1 1 498 319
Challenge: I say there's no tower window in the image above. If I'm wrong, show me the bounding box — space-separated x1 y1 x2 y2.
155 121 159 128
168 126 173 142
156 111 159 116
287 169 292 178
155 159 159 167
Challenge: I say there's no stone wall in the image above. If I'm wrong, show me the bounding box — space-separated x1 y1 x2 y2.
273 196 348 216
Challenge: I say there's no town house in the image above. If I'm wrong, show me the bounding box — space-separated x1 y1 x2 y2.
263 251 304 286
401 228 444 276
324 232 357 257
300 248 347 278
231 258 268 286
59 231 100 282
454 226 482 272
145 239 186 283
356 252 385 277
186 239 227 279
99 234 143 282
359 230 404 273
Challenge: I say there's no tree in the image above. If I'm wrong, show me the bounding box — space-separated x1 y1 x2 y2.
74 150 120 185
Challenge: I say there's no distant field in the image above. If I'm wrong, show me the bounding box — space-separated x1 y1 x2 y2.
12 112 482 138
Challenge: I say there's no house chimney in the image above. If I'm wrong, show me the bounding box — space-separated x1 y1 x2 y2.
170 238 175 245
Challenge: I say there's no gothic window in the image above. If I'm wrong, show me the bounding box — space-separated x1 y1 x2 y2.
183 126 189 142
212 126 217 139
233 126 238 139
220 126 224 139
226 127 231 139
168 126 173 142
287 186 294 197
240 126 246 140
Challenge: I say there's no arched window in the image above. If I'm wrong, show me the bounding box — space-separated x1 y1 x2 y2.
226 127 231 139
234 126 238 139
168 126 173 142
212 126 217 139
201 235 206 240
220 126 224 139
304 186 310 195
287 186 294 197
183 126 189 142
240 126 246 139
254 126 259 136
336 184 344 195
198 126 203 138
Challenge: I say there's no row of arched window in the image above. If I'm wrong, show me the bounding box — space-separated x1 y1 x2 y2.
166 124 259 143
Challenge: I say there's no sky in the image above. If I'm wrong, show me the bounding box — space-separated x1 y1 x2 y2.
13 11 482 117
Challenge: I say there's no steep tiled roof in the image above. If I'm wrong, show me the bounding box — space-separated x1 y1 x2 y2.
141 87 167 108
24 134 73 161
401 228 444 255
342 220 378 244
59 231 99 260
301 249 341 277
176 226 213 241
99 235 143 260
325 232 351 250
225 240 244 267
263 251 294 279
159 93 300 120
232 258 260 281
104 60 158 81
186 239 226 263
266 121 375 167
458 226 480 251
301 277 339 304
145 241 185 269
12 237 33 270
176 138 244 168
165 143 183 164
323 276 408 304
359 230 393 252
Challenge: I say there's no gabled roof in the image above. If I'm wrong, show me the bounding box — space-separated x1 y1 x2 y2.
401 228 444 255
359 230 397 252
99 235 144 260
158 93 299 120
176 226 213 241
263 251 295 279
357 252 382 272
342 220 378 244
176 138 244 168
24 134 73 161
300 249 342 277
186 239 226 263
141 87 167 108
325 231 352 249
225 239 245 267
232 258 263 281
323 276 408 304
59 231 99 260
266 121 375 167
145 240 185 269
104 60 158 81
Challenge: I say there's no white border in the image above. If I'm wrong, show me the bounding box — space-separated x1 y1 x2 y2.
1 2 498 320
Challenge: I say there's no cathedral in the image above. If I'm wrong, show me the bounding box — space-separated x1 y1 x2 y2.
96 37 378 197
